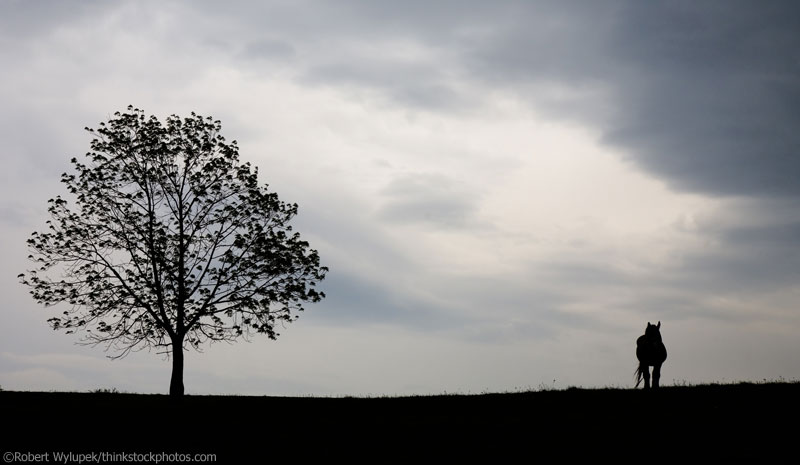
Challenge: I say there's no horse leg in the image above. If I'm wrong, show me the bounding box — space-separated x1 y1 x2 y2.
652 363 661 388
641 364 651 389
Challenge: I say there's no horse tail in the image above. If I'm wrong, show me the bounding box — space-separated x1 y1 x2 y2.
634 365 643 388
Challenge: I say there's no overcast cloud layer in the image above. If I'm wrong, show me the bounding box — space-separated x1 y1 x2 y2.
1 1 799 395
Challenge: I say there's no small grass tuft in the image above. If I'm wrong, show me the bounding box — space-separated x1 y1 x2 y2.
90 387 120 394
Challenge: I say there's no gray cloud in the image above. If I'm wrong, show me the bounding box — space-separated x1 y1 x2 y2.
310 270 462 330
424 272 607 342
0 1 111 40
283 0 800 199
460 1 800 198
677 227 800 297
241 39 296 62
302 61 466 110
83 0 794 199
378 173 479 228
601 1 800 197
7 0 799 201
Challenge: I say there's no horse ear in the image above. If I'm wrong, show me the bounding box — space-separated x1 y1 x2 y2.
657 321 661 329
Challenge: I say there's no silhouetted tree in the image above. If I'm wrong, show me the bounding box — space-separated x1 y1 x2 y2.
19 107 327 396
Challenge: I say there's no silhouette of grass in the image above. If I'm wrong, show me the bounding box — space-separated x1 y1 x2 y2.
2 381 797 461
89 387 122 394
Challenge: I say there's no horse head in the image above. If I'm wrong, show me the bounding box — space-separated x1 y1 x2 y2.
644 321 662 343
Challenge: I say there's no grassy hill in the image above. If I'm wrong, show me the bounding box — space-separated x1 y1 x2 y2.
2 382 797 462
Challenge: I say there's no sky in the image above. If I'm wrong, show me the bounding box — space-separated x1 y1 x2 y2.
1 0 800 396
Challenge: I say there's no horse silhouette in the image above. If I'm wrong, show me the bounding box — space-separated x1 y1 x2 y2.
635 321 667 388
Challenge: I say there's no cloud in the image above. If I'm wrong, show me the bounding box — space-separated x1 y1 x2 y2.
302 61 467 111
241 39 296 62
6 0 798 202
223 0 800 199
673 211 800 297
0 1 112 41
378 173 480 228
464 1 800 198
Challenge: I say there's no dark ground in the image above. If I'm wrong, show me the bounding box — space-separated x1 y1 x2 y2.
2 382 798 463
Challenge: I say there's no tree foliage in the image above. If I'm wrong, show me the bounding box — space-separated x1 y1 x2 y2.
19 107 327 394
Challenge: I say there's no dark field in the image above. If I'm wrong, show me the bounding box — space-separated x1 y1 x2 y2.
2 382 798 462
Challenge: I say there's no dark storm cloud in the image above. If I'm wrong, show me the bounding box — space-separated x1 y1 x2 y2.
601 1 800 197
263 0 800 199
463 1 800 198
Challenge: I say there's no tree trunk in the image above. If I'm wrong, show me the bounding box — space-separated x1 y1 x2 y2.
169 337 184 397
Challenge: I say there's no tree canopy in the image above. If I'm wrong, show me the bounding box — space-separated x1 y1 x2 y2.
19 107 327 395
